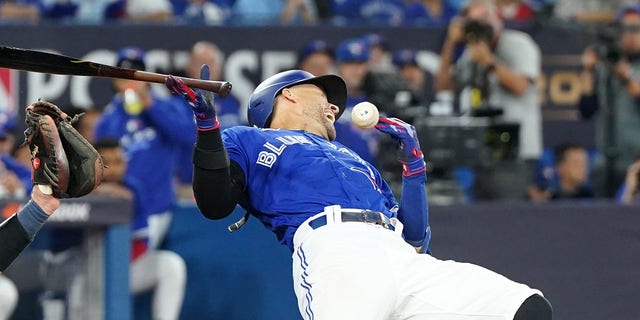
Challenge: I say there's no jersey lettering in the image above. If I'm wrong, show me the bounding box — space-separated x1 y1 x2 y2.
257 151 278 168
276 135 313 145
264 141 287 155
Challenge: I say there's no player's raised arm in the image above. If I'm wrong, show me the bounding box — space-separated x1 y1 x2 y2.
375 117 431 254
165 65 244 219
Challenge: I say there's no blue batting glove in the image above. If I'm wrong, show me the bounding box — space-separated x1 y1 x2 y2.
165 65 219 131
375 117 426 177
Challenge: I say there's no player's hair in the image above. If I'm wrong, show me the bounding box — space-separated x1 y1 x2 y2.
93 138 121 153
554 143 586 165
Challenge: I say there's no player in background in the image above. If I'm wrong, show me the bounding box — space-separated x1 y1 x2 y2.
296 39 336 76
166 65 552 319
90 139 186 320
94 46 196 249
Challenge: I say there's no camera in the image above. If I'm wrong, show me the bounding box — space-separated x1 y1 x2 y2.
463 19 494 43
595 23 623 65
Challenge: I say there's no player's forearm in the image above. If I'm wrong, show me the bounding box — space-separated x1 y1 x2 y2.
397 174 431 253
192 130 243 219
0 199 50 271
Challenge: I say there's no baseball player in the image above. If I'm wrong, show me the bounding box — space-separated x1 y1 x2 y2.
94 46 196 249
166 66 552 319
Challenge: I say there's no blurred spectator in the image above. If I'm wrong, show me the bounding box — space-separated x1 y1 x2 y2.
67 106 101 143
617 155 640 204
496 0 535 23
0 0 40 22
90 139 187 319
392 48 434 107
280 0 318 24
296 39 335 76
331 0 405 26
231 0 317 25
578 5 640 196
362 33 394 72
333 37 379 165
94 46 196 250
126 0 173 21
436 0 542 162
34 0 127 23
10 143 31 171
170 40 242 201
174 0 232 25
553 0 636 24
403 0 459 26
0 116 31 199
528 144 594 202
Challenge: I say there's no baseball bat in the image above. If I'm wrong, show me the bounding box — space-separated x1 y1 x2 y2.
0 45 232 97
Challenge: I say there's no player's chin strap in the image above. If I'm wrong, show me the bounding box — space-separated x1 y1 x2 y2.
228 211 251 232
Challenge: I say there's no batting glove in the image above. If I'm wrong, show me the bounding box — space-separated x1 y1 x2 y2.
165 65 219 131
375 117 426 177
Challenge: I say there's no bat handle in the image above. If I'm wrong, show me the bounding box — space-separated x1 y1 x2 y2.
181 77 233 98
131 70 232 97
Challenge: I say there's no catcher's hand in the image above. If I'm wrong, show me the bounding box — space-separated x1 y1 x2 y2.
23 101 104 198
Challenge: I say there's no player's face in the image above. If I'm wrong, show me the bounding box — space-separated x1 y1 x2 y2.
557 148 589 186
289 84 339 140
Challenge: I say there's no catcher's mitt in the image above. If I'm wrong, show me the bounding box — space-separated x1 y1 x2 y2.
23 100 104 198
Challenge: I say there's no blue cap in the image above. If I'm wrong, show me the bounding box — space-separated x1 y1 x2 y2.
116 46 146 70
297 40 334 65
0 111 15 140
392 49 418 67
335 38 369 63
617 4 640 21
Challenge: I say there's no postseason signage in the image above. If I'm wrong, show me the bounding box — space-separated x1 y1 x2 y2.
0 24 588 122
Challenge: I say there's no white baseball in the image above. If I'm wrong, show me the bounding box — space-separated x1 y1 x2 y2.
351 101 379 129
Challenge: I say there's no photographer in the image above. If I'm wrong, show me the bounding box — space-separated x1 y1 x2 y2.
435 0 542 201
435 0 542 163
579 5 640 197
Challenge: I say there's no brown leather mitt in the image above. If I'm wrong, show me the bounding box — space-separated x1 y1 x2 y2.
23 100 104 198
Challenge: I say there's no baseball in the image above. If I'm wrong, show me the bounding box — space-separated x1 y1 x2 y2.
351 101 379 129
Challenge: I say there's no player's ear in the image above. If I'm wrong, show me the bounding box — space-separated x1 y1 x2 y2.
281 88 296 103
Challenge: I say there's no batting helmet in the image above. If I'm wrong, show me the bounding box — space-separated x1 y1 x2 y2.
247 70 347 128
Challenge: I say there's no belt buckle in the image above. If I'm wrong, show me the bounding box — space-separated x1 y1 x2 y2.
361 210 388 229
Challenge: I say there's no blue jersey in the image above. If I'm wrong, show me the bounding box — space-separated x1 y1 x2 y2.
94 94 196 216
223 126 399 250
1 154 32 193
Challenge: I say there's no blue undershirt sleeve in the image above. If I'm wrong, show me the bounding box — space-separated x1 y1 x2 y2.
16 200 50 239
397 172 431 254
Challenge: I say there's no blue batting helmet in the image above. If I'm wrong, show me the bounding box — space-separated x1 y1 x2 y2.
247 70 347 128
